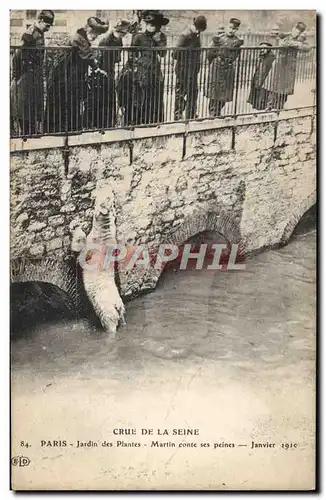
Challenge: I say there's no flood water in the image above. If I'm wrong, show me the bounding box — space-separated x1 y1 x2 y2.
11 209 316 376
10 208 316 490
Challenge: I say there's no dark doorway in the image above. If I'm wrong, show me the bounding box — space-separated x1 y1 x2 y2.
10 281 76 337
292 203 316 238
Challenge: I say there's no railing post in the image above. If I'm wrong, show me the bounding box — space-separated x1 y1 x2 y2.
233 48 242 119
182 132 187 160
63 54 69 177
128 140 134 165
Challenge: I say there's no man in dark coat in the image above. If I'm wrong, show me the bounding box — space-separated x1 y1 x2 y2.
247 42 275 110
173 15 207 121
45 17 108 133
11 10 55 136
205 18 243 117
89 20 130 129
262 22 310 110
118 10 168 126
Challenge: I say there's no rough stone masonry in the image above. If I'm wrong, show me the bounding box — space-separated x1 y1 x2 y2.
10 113 316 308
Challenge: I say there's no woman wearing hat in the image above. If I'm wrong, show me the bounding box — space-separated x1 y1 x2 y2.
125 10 169 125
205 18 244 117
262 22 310 110
247 42 275 110
11 10 55 136
45 17 108 133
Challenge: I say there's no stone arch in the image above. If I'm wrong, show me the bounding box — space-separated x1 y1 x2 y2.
280 190 317 245
10 258 80 311
139 208 244 293
166 210 243 249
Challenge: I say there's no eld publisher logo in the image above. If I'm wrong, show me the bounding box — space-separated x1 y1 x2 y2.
11 456 31 467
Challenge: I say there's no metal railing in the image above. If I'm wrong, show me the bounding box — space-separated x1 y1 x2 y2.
165 31 316 48
10 30 316 49
10 45 316 138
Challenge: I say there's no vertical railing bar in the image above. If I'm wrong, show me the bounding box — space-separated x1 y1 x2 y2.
171 47 175 122
198 47 203 120
165 48 169 122
233 48 242 118
170 47 174 122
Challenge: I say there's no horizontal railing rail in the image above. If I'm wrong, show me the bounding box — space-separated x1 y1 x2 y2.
10 30 317 48
167 31 316 47
10 45 316 138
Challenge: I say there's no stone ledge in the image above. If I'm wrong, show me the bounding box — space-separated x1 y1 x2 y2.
10 107 316 154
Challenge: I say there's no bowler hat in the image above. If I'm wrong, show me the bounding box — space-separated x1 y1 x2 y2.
229 17 241 28
87 17 109 34
38 10 55 25
193 15 207 31
114 19 131 33
260 41 273 47
295 21 306 32
142 10 169 26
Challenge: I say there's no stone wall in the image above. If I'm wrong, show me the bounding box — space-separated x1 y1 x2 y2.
10 113 316 298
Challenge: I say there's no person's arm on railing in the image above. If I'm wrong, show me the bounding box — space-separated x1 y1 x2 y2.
72 35 107 75
296 34 310 52
279 34 310 52
231 38 244 62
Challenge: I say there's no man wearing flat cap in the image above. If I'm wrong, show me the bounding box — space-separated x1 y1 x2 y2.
119 10 168 125
173 15 207 121
262 21 310 110
45 16 109 132
205 17 243 117
11 10 55 136
90 20 131 129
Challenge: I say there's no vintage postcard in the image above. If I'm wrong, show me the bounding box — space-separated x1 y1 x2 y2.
10 9 316 490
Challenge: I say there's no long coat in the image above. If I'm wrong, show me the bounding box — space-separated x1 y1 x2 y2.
262 33 310 96
172 27 202 81
247 50 275 109
117 30 167 125
10 24 45 133
98 32 122 76
205 34 243 102
87 32 123 128
45 28 100 133
130 31 166 89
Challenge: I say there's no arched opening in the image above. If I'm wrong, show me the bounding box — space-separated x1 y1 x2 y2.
156 229 243 288
280 192 316 245
136 209 244 295
10 281 77 337
291 203 316 239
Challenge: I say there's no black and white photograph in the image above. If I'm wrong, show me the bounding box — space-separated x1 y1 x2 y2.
9 8 317 491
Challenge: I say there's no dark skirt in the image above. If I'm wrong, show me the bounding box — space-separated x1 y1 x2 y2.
85 75 117 130
116 65 164 126
45 77 87 133
266 91 289 110
116 65 140 126
248 86 288 111
11 70 44 135
247 86 270 111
